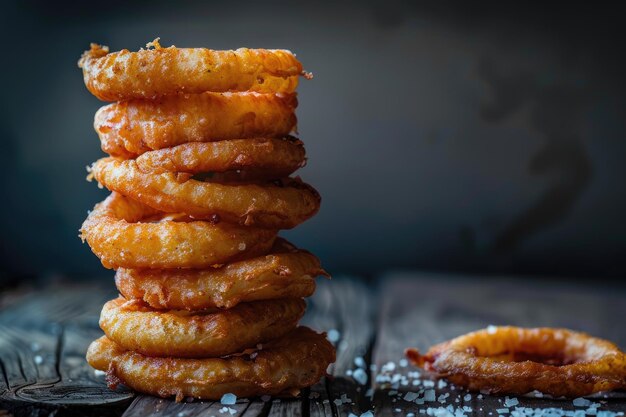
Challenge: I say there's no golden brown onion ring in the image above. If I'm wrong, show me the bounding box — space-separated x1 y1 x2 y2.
134 138 305 179
80 192 276 269
116 239 326 310
91 157 320 229
95 92 297 157
87 326 334 401
79 41 303 101
406 326 626 397
100 297 305 358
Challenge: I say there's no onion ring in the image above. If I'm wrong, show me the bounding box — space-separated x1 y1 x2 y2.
116 238 326 310
134 137 305 179
78 41 304 101
80 192 277 269
90 157 320 229
87 326 334 401
95 92 297 157
100 297 305 358
405 326 626 397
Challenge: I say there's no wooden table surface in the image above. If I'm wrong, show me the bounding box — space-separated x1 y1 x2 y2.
1 273 625 417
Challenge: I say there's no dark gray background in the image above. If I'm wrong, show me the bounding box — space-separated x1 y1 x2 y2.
1 1 625 284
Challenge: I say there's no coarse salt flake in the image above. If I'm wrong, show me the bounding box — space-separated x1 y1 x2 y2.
354 356 366 368
573 398 592 407
220 393 237 405
504 397 519 407
327 329 340 343
404 392 419 402
424 389 436 402
353 368 368 385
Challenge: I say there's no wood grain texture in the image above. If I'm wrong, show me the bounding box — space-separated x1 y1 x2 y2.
118 276 374 417
372 272 626 416
0 284 134 417
2 274 626 417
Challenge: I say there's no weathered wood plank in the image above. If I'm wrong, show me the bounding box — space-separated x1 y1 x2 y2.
372 273 626 416
303 277 376 417
119 277 372 417
0 283 134 416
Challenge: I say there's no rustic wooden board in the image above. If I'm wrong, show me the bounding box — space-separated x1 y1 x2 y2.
0 284 134 416
372 272 626 416
2 274 626 416
117 277 375 417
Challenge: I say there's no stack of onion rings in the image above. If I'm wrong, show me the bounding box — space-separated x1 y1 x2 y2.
78 40 334 401
94 92 298 158
87 326 335 402
406 326 626 397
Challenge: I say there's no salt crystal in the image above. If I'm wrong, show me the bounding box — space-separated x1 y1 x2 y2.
438 393 450 403
423 380 435 388
333 399 342 406
365 388 373 398
349 414 358 417
361 411 374 417
404 392 419 402
424 389 436 402
346 369 353 376
496 409 509 414
487 325 498 334
400 359 409 367
382 361 397 372
438 379 448 389
354 356 366 368
395 409 401 412
408 414 415 417
504 397 519 407
34 355 43 364
327 329 340 343
341 393 351 404
573 398 591 407
220 393 237 405
352 368 367 385
388 390 398 396
463 394 471 401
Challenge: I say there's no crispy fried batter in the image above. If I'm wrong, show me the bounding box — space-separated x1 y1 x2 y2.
80 192 276 269
134 137 305 179
116 238 325 310
87 326 335 400
100 297 305 358
91 157 320 229
406 326 626 397
79 42 303 101
95 92 297 157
